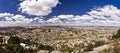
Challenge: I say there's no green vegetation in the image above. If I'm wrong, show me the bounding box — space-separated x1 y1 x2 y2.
74 44 84 53
112 42 120 53
84 40 106 52
38 44 54 51
5 36 33 53
5 36 24 53
21 39 30 44
94 40 106 47
109 29 120 53
112 29 120 39
74 44 85 49
60 45 73 52
8 36 30 44
5 44 25 53
84 43 94 51
8 36 20 44
99 47 112 53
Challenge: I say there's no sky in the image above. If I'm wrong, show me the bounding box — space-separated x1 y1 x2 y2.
0 0 120 27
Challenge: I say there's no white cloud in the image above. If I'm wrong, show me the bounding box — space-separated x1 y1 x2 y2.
0 13 14 18
57 15 74 19
0 13 33 27
1 5 120 27
46 5 120 26
47 17 61 23
73 15 93 21
33 17 45 23
88 5 120 20
19 0 59 16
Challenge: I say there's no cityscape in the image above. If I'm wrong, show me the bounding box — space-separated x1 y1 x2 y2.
0 0 120 53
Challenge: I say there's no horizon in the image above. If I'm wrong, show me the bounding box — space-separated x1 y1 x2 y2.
0 24 120 28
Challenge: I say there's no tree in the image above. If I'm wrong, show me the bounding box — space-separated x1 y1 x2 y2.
5 44 25 53
112 29 120 39
8 36 20 44
84 43 94 51
21 39 30 44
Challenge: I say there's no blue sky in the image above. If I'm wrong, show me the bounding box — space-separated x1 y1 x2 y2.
1 0 120 17
0 0 120 26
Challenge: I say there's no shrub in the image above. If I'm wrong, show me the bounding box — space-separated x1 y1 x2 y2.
94 40 105 47
60 45 73 52
84 43 94 51
101 47 112 53
38 44 54 51
112 42 120 53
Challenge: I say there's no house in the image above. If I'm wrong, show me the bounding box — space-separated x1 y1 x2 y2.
20 43 30 49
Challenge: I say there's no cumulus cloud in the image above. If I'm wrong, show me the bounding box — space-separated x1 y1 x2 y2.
33 17 45 23
47 17 61 23
46 5 120 26
1 5 120 27
19 0 59 16
0 13 33 27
